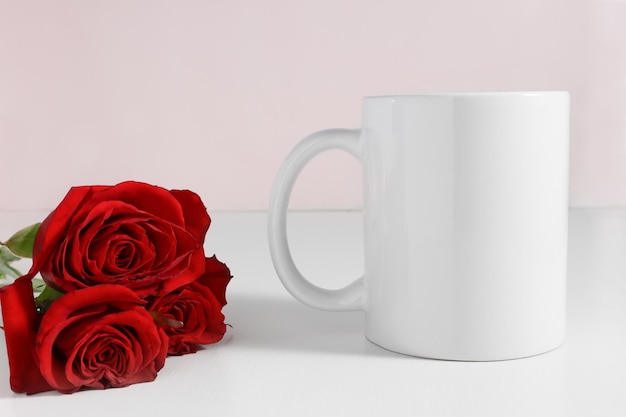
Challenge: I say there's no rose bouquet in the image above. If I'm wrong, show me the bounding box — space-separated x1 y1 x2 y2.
0 181 231 394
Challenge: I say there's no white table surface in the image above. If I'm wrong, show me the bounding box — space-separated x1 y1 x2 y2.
0 209 625 416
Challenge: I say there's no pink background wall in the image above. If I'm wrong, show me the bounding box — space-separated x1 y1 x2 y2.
1 0 625 211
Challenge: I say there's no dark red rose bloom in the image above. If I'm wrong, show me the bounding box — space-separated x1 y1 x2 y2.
0 281 168 394
30 181 210 298
147 256 231 355
36 284 168 393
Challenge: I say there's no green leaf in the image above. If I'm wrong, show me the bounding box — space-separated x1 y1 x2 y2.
31 278 47 294
0 245 19 263
35 285 63 312
0 246 22 281
3 223 41 258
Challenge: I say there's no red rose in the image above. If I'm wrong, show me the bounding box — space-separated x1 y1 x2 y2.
147 256 231 355
36 285 168 392
30 181 210 298
0 280 168 394
36 285 168 393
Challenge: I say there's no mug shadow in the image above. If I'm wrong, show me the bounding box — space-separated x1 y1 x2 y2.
222 293 400 358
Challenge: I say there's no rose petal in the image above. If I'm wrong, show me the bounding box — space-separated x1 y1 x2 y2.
31 186 107 274
170 189 211 244
199 256 232 307
0 278 53 394
85 182 186 227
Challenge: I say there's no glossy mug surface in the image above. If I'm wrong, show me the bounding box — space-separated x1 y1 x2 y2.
268 92 569 361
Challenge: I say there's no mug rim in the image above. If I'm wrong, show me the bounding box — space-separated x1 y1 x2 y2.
364 91 569 100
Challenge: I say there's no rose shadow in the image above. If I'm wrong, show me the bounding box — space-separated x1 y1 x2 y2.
221 293 400 358
0 294 400 399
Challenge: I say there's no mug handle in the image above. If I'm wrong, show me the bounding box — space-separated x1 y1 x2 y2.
268 128 365 311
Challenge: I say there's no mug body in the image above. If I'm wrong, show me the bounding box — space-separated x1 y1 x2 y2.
362 93 569 360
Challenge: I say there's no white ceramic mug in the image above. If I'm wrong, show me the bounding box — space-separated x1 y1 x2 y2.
268 92 569 361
